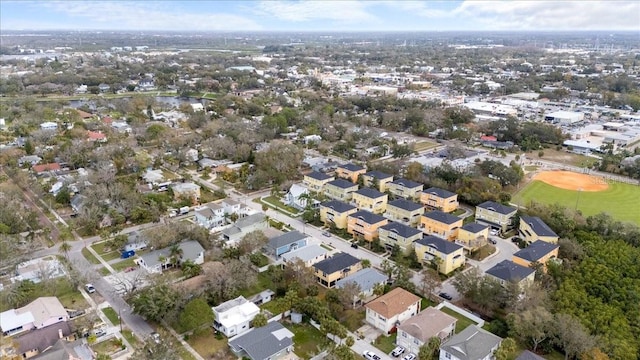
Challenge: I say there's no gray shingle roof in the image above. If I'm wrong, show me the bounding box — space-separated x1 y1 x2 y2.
267 231 307 250
461 223 488 233
313 252 360 274
355 187 385 199
415 235 463 254
516 350 547 360
228 321 293 360
380 222 422 238
391 178 422 189
321 200 356 213
364 170 393 180
486 260 535 282
349 210 387 225
423 187 456 198
477 201 517 215
339 163 365 172
306 171 333 181
140 240 203 268
423 210 462 225
327 178 357 189
519 216 558 237
336 268 387 292
513 240 559 262
388 199 423 212
440 325 502 360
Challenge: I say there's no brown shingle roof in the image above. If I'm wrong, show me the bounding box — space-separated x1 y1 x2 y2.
397 307 457 342
365 287 421 318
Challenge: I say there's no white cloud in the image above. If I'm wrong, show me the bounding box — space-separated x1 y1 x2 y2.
254 0 376 23
454 1 640 30
379 1 452 19
38 1 262 31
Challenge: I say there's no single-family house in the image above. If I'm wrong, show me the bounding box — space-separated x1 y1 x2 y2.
228 321 294 360
18 155 42 167
365 287 421 333
11 322 74 359
352 187 388 214
70 194 86 213
281 244 328 267
87 130 106 142
142 169 166 186
518 216 559 244
512 240 559 272
347 210 389 242
221 213 268 245
12 258 66 284
421 211 463 241
385 199 423 227
32 163 61 176
313 252 362 288
485 260 536 288
455 223 490 252
185 148 199 162
414 236 465 274
439 325 502 360
123 231 148 253
397 307 457 355
172 182 201 204
320 200 357 229
26 337 92 360
362 170 394 192
212 296 260 337
39 122 58 131
136 240 205 274
264 231 309 259
335 268 388 306
323 179 358 201
335 163 366 183
388 178 423 200
1 297 68 336
303 171 334 192
421 187 459 213
516 350 547 360
194 202 226 229
378 222 423 252
222 198 243 215
284 184 315 210
475 201 517 233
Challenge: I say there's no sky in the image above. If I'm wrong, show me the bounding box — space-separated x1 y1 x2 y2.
1 1 639 32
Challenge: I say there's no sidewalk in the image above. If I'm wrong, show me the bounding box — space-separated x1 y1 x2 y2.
79 289 133 358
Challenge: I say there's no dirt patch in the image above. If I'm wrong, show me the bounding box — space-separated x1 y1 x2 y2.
533 170 608 192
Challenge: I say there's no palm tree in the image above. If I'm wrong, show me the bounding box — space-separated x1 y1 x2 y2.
59 241 72 262
169 244 183 268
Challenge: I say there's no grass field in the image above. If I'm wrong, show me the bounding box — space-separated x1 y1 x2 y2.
513 180 640 224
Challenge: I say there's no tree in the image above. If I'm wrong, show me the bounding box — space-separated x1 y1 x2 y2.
55 186 71 205
177 297 214 332
133 339 180 360
361 259 371 268
181 260 202 278
131 284 180 322
418 268 441 298
168 244 183 268
580 348 610 360
251 312 268 327
59 241 72 261
494 337 517 360
553 313 596 360
237 230 269 255
418 337 441 360
327 344 357 360
508 307 554 352
252 141 303 187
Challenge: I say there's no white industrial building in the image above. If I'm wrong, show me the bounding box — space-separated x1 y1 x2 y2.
464 101 517 118
545 111 584 125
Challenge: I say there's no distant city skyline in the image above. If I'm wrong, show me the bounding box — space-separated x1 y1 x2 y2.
1 1 639 32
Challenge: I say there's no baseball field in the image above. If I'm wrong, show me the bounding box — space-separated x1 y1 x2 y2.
512 170 640 225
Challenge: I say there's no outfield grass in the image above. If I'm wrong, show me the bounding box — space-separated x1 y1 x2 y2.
513 180 640 225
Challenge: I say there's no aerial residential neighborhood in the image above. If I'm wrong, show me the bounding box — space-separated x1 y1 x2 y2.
1 2 639 360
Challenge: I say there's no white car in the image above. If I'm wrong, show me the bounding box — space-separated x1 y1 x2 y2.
85 284 96 294
391 346 405 357
363 351 382 360
403 354 417 360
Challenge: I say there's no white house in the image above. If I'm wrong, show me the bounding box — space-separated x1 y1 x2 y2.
0 297 68 336
439 325 502 360
284 184 317 210
397 307 457 355
281 244 328 267
136 240 204 274
221 213 267 245
40 122 58 131
11 257 66 284
365 287 421 333
195 203 226 229
212 296 260 337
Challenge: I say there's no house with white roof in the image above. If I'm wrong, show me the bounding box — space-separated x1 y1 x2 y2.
283 183 312 210
212 296 260 337
281 244 328 267
195 202 226 229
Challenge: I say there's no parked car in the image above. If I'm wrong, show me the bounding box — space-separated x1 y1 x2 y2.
351 242 359 249
85 284 96 294
150 332 161 344
322 232 332 237
438 292 453 300
403 354 416 360
489 238 497 245
391 346 405 357
512 236 522 243
363 351 382 360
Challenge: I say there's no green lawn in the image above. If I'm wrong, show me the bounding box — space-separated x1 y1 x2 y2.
91 242 113 255
111 258 136 272
186 327 230 359
262 195 300 214
413 140 439 152
101 251 122 262
342 309 365 332
82 247 101 264
284 322 329 359
373 333 397 354
239 271 276 298
102 307 120 325
513 180 640 225
439 307 478 333
121 329 139 347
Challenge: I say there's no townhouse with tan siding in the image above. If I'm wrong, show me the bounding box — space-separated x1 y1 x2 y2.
335 163 366 183
362 170 394 192
319 200 357 229
323 178 358 202
347 210 389 242
421 187 459 213
303 171 334 193
420 211 463 241
475 201 517 233
384 199 423 228
455 223 490 252
414 235 465 274
378 222 423 252
388 178 423 200
352 187 388 214
518 216 559 244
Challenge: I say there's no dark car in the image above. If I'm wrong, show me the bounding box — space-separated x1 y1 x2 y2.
439 292 453 300
512 236 522 243
489 238 497 245
351 242 359 249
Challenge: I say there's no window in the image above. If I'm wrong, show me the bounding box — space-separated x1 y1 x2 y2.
414 339 420 345
445 353 452 359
